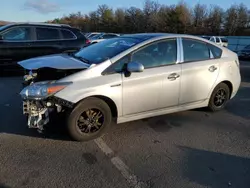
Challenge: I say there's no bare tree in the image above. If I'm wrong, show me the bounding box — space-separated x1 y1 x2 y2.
114 8 126 33
192 3 208 34
48 1 250 35
175 2 192 33
206 5 224 35
143 0 160 32
125 7 144 33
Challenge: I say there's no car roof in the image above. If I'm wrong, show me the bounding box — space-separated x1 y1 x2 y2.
2 22 72 29
120 33 202 40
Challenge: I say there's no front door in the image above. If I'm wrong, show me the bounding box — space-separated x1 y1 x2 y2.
122 38 181 116
179 38 220 105
0 26 32 68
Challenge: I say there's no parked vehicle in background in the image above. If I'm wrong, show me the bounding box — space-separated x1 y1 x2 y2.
85 32 102 39
209 36 228 47
19 33 241 141
201 36 211 40
238 45 250 59
0 23 89 71
89 33 120 44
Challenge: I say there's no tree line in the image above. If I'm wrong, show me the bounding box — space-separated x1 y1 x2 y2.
49 0 250 36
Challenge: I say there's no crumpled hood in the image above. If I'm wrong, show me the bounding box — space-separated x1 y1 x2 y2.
18 54 90 70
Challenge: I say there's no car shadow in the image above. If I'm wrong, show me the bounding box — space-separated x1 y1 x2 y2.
225 84 250 120
0 184 11 188
179 146 250 188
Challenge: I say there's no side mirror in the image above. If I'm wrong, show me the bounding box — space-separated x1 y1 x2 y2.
127 62 144 73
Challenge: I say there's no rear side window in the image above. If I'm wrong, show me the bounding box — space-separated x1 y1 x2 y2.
221 38 228 43
36 27 60 40
61 29 76 39
182 39 210 62
208 44 222 58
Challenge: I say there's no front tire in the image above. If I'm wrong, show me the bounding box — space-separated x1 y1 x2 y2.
208 83 230 112
67 97 112 142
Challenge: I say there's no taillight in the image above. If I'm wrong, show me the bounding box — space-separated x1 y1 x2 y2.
86 39 91 44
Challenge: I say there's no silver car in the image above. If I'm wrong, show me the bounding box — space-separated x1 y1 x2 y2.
19 33 241 141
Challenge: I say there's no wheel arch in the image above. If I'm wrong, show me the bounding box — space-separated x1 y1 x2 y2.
210 80 233 99
221 80 233 97
75 95 118 118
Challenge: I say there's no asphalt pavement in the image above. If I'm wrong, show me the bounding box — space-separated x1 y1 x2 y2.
0 61 250 188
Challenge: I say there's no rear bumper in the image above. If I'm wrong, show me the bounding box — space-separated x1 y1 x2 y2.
231 72 241 99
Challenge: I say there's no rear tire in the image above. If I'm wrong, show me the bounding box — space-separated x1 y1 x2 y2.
208 83 230 112
67 97 112 142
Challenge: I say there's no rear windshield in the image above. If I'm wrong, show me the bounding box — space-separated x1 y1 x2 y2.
74 37 142 64
221 38 228 42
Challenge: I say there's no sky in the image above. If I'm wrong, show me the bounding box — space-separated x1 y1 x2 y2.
1 0 249 22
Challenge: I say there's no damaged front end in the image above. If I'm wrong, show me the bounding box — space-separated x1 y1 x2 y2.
18 54 90 132
20 80 74 132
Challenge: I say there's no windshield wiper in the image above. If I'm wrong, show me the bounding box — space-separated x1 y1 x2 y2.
68 53 90 64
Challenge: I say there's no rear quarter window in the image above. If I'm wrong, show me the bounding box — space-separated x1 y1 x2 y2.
208 44 222 58
61 29 76 39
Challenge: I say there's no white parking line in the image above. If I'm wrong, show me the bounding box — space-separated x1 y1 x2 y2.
94 138 148 188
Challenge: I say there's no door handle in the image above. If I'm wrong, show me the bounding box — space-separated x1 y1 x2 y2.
168 73 180 81
209 66 217 72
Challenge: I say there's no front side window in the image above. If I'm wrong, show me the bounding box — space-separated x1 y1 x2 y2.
36 27 60 40
2 27 31 41
183 38 210 62
131 39 177 69
216 37 220 43
61 29 76 39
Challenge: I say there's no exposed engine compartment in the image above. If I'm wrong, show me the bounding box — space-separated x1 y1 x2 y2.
23 67 83 86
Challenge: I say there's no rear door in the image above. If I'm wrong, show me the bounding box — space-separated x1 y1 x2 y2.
0 26 32 68
179 38 220 105
29 27 62 57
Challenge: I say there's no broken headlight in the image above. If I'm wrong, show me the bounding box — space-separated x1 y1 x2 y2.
20 81 72 100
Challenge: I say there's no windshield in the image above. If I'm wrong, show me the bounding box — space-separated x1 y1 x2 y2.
90 33 104 40
74 37 142 64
